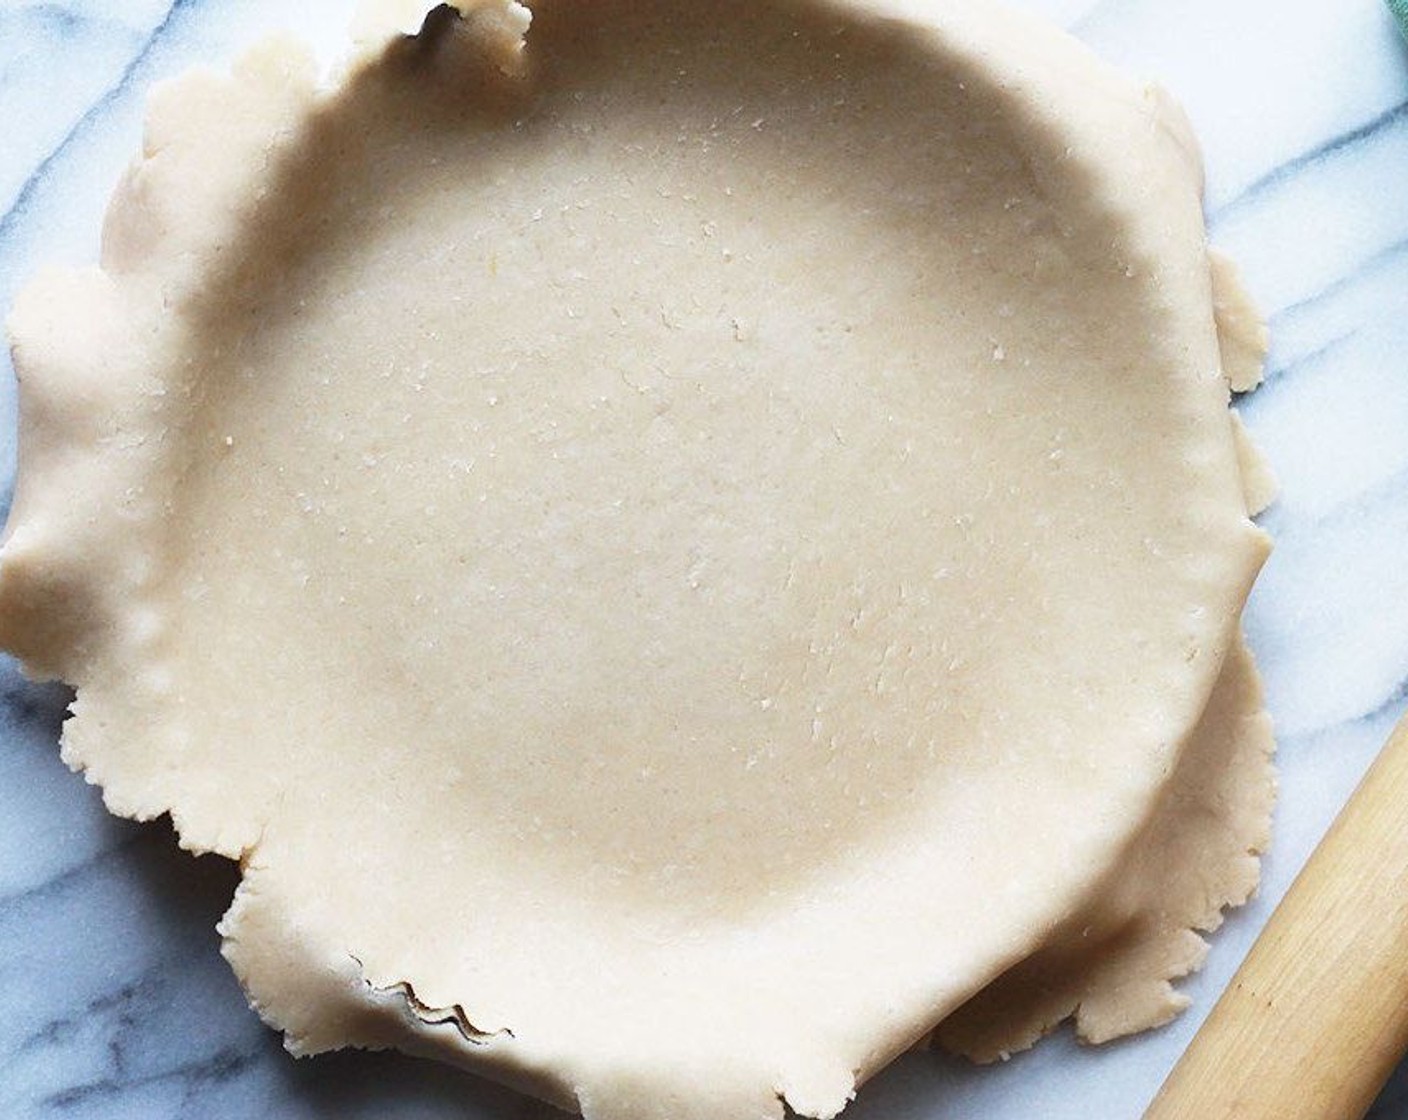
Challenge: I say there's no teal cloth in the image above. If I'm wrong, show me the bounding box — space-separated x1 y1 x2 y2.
1392 0 1408 36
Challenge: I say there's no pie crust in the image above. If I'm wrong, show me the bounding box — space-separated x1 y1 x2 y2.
1 2 1272 1117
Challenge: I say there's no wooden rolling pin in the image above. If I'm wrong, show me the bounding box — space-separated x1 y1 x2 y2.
1146 710 1408 1119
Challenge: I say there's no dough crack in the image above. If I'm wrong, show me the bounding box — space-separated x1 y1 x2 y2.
354 957 513 1045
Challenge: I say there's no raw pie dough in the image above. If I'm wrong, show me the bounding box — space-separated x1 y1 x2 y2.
0 1 1275 1117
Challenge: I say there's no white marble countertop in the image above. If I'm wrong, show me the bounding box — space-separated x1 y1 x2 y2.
2 1 1406 1117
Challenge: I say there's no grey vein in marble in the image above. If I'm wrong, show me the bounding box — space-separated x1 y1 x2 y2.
0 0 191 245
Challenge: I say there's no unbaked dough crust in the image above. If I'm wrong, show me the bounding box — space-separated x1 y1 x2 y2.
1 2 1272 1117
936 635 1274 1060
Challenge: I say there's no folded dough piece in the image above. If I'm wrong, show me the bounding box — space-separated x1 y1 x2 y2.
0 2 1271 1117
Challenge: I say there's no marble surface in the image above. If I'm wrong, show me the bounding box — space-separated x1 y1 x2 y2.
1 0 1407 1117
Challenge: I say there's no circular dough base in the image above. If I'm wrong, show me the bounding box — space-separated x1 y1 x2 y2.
0 2 1270 1117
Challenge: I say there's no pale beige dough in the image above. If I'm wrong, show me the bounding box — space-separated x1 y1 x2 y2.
0 2 1272 1118
934 247 1276 1060
1211 249 1272 394
936 635 1275 1060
